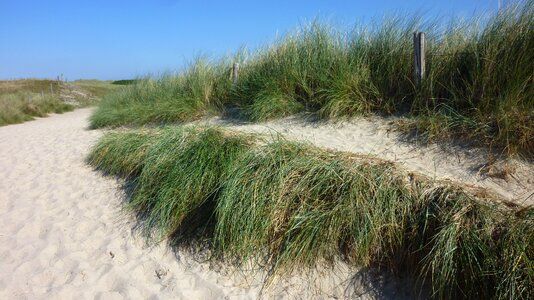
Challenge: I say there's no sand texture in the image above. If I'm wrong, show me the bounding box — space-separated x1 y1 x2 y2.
0 109 417 299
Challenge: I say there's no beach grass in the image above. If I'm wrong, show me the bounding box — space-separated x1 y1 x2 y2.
87 126 533 299
0 79 120 126
89 2 533 157
0 91 73 126
89 59 231 128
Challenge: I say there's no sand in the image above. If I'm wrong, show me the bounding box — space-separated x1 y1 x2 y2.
0 108 418 300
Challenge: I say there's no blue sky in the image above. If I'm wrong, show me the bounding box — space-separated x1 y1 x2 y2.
0 0 501 80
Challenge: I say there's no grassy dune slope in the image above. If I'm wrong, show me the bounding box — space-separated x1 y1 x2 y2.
90 2 533 157
89 61 228 128
70 80 122 98
0 79 120 126
87 126 533 299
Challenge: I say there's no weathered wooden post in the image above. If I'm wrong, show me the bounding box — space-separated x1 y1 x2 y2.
232 62 239 85
413 32 425 86
50 83 54 94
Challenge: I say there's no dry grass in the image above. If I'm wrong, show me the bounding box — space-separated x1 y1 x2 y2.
0 79 120 126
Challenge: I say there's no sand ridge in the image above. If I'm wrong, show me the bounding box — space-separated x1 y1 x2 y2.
204 115 534 207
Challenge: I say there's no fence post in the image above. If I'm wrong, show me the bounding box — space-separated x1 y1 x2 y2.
413 32 425 86
232 62 239 85
50 83 54 94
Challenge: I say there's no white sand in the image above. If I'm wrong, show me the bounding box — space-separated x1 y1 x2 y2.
0 109 417 299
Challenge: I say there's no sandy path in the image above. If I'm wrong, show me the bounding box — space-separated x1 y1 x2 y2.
1 109 414 300
0 109 261 299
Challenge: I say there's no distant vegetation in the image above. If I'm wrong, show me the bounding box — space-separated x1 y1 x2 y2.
90 2 533 157
111 79 139 85
88 126 534 300
0 79 120 126
70 80 123 98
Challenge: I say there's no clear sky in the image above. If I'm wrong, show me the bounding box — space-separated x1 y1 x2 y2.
0 0 502 80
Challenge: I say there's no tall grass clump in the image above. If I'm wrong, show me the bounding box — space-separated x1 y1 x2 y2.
232 21 407 120
89 127 250 240
409 1 534 156
214 141 413 269
90 2 533 156
86 130 158 177
233 23 348 120
89 58 232 128
88 126 533 299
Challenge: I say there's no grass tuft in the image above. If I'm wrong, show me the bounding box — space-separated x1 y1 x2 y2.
89 58 232 128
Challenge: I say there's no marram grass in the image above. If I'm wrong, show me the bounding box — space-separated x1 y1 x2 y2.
89 59 231 129
90 2 534 157
87 126 533 299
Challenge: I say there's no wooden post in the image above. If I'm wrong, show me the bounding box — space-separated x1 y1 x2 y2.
413 32 425 86
50 83 54 94
232 62 239 85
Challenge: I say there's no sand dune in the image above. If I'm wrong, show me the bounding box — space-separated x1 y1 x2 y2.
1 108 530 299
0 109 416 299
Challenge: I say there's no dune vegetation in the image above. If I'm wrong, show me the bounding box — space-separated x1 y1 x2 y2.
0 94 70 126
0 79 120 126
90 2 533 157
87 126 533 299
86 2 533 298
